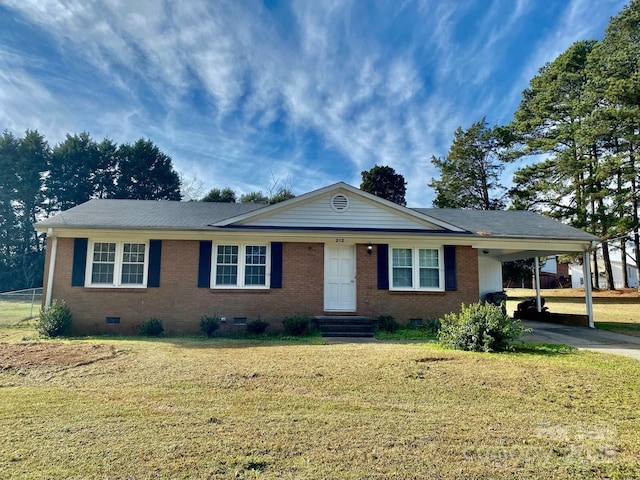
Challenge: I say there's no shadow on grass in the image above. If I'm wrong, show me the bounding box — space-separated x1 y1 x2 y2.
596 322 640 337
512 341 578 356
60 331 328 349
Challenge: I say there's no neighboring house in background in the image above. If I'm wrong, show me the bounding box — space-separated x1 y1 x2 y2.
34 183 598 335
512 256 572 289
570 260 639 289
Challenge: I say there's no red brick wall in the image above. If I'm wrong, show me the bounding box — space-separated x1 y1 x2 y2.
48 239 479 335
355 244 479 322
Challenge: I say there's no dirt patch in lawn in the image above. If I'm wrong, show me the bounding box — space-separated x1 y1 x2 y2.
0 342 118 372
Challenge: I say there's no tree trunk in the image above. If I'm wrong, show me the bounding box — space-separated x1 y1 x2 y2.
592 250 600 290
601 240 615 290
621 239 629 288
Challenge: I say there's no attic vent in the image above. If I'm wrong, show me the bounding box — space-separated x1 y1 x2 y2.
331 194 350 212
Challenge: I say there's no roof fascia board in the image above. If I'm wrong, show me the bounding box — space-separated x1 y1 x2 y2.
473 238 593 252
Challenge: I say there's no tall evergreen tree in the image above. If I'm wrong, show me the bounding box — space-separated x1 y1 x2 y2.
113 138 182 201
48 132 101 212
583 0 640 284
429 118 509 210
239 191 269 204
508 40 620 288
202 187 237 203
360 165 407 206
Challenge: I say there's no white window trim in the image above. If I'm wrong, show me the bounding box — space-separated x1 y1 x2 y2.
211 243 271 289
85 240 149 288
389 246 445 292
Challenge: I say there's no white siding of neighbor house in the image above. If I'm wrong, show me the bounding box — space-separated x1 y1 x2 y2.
238 193 443 230
571 261 639 289
478 254 503 299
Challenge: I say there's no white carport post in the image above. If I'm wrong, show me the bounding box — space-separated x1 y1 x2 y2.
534 256 542 313
583 249 595 328
44 228 57 309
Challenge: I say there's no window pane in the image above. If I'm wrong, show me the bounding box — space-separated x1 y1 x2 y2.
244 245 266 285
217 245 238 264
392 248 412 267
93 242 115 262
245 245 266 265
121 264 144 284
245 265 266 285
91 263 114 284
123 243 145 263
216 245 238 285
216 265 238 285
91 243 116 284
419 249 439 268
419 268 439 288
121 243 145 284
393 267 413 287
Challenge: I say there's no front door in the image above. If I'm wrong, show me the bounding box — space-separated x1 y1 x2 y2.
324 244 356 312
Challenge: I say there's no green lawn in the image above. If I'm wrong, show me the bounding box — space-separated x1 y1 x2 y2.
1 318 639 478
505 288 640 337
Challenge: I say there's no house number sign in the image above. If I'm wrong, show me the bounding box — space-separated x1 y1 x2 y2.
335 238 345 243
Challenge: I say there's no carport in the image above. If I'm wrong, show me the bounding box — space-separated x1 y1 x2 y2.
422 209 600 328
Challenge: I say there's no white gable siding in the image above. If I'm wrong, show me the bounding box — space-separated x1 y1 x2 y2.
238 193 441 230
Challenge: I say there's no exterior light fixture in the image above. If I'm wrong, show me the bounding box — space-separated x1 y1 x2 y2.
367 243 373 255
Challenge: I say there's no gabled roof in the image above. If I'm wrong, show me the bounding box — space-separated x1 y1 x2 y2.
34 183 599 244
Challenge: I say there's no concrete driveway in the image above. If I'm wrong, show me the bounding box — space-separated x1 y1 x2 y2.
521 320 640 361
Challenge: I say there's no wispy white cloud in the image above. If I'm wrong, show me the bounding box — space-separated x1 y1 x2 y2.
0 0 628 205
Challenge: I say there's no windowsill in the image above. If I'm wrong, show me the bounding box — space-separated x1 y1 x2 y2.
83 287 148 293
209 288 271 294
388 289 446 295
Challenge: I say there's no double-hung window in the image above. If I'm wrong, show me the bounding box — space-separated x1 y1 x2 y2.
87 241 148 287
213 244 269 288
390 247 443 291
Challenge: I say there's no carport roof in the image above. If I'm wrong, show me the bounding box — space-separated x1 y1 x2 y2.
413 208 598 242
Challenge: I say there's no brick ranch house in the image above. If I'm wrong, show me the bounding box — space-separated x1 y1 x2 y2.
35 182 598 335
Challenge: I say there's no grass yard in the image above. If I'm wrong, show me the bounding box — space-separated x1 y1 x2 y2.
0 300 38 325
506 288 640 337
1 316 640 479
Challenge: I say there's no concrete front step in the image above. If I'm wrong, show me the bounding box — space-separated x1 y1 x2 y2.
312 316 375 338
321 332 375 338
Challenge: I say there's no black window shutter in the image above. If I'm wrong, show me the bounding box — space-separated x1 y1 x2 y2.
71 238 88 286
198 241 212 288
270 242 283 288
377 244 389 290
444 245 457 291
147 240 162 288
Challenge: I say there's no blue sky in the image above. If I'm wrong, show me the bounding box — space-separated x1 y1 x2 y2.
0 0 628 205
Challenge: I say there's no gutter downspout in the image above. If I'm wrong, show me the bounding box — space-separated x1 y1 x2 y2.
44 228 57 309
583 242 595 328
534 256 542 313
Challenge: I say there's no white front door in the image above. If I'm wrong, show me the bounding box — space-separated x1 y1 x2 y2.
324 244 356 311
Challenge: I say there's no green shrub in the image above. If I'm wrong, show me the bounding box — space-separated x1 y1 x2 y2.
246 319 270 335
200 315 220 337
376 314 399 333
282 316 309 336
36 300 72 338
438 302 527 352
424 318 441 334
139 318 164 337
